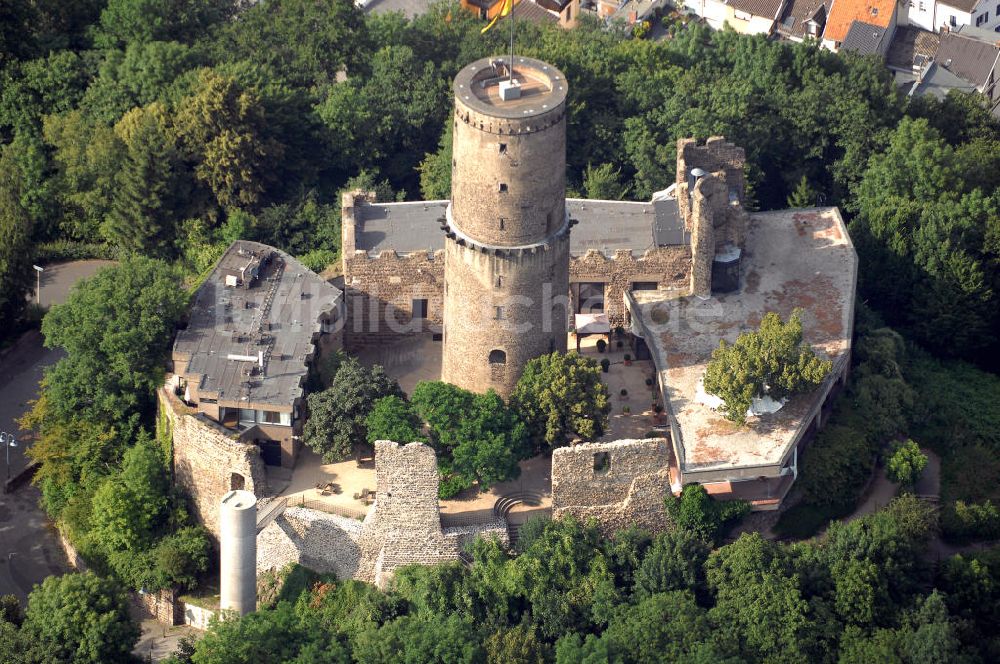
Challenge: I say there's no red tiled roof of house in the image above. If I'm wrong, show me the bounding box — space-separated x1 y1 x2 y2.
823 0 894 44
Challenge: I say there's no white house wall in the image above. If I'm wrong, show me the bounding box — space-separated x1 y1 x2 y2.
901 0 936 30
685 0 735 29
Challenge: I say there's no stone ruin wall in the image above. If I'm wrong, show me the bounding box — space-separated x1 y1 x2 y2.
256 438 683 588
257 441 508 589
675 137 748 299
675 136 746 227
551 438 675 536
160 388 268 540
570 247 691 327
341 192 445 350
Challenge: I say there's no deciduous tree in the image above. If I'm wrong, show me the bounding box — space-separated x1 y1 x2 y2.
303 358 403 461
0 144 34 341
510 352 610 451
20 572 139 664
704 309 831 425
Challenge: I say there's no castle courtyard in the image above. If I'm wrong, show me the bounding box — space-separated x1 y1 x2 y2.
268 332 673 524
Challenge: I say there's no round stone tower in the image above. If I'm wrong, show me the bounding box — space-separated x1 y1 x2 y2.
441 57 571 397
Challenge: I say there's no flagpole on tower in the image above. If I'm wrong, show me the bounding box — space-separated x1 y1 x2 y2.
509 0 515 81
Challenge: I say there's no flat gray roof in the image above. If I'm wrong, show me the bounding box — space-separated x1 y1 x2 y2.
631 207 857 477
173 241 342 408
353 198 685 257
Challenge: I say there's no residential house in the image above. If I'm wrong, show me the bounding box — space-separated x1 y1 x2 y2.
822 0 897 50
463 0 579 24
933 0 1000 32
776 0 830 41
682 0 788 34
840 19 894 54
936 25 1000 109
512 0 581 26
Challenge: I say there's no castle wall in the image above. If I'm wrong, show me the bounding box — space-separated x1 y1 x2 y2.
342 250 445 349
570 247 691 327
256 441 507 589
161 388 268 539
551 439 675 535
675 137 748 298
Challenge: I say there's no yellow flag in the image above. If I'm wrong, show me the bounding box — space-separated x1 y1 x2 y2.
481 0 513 34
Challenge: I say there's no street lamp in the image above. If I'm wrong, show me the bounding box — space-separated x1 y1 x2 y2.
32 265 43 307
1 432 17 482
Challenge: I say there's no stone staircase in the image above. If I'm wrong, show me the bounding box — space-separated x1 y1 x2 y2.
493 491 549 550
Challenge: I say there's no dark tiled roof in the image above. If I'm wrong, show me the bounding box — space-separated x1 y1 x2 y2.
511 0 559 23
912 61 977 99
353 198 687 257
536 0 571 12
776 0 828 39
841 20 887 55
937 31 1000 88
729 0 784 18
886 25 940 71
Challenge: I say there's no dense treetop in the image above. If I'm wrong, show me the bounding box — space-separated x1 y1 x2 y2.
0 0 997 362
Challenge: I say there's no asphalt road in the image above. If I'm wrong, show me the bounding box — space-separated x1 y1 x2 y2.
0 260 114 601
0 485 70 602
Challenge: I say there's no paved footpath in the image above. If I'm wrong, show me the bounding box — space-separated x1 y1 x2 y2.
0 260 114 600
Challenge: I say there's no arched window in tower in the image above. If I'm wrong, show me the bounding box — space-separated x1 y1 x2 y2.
489 349 507 365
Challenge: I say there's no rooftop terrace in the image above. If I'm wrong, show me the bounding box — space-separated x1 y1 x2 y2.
630 207 857 480
352 197 685 257
173 241 343 408
454 56 568 118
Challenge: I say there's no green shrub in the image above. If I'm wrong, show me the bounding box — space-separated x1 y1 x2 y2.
296 248 338 273
774 503 851 539
797 424 875 509
886 440 928 488
940 501 1000 543
665 484 750 543
34 241 120 264
438 472 474 499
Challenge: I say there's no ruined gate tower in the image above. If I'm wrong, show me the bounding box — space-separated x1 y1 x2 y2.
441 57 571 396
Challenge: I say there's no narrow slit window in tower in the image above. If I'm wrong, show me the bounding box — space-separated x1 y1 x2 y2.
494 306 505 320
499 183 508 193
593 453 610 475
499 218 506 230
496 275 503 288
499 143 507 154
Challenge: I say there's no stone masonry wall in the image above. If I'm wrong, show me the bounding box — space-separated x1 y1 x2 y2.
342 249 445 350
343 243 691 347
256 441 508 590
358 441 463 587
161 388 268 540
551 439 675 535
570 247 691 327
257 506 365 579
675 136 746 225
